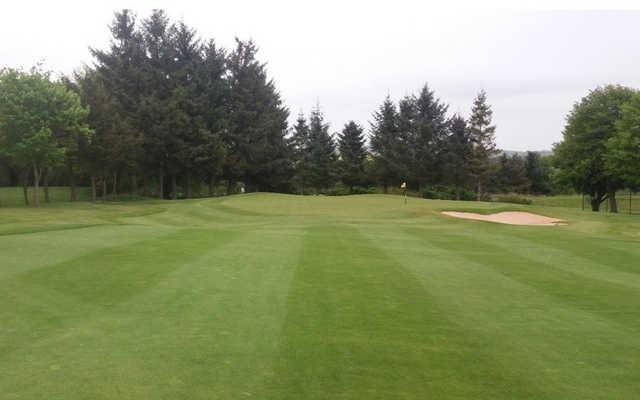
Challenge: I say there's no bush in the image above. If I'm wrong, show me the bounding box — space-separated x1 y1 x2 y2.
494 194 532 205
325 185 378 196
422 185 476 201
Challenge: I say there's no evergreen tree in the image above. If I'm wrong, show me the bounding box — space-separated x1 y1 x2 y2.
495 153 530 193
225 39 291 192
468 89 498 200
170 21 212 198
73 67 137 201
200 40 228 195
411 84 449 190
524 151 550 194
397 95 417 188
139 9 178 198
370 95 402 192
337 121 367 191
90 9 146 199
442 115 473 199
306 106 336 192
290 112 311 193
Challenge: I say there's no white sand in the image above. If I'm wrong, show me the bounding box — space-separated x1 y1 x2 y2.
442 211 565 226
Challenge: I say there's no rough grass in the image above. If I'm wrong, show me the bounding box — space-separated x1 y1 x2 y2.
1 191 640 399
531 191 640 213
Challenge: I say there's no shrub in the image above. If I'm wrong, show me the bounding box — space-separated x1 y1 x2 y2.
494 194 532 205
325 185 378 196
422 185 476 201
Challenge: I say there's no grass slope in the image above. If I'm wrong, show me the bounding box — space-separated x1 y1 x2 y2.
1 193 639 399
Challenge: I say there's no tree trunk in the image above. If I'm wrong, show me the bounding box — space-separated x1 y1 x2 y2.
112 172 118 201
590 195 601 212
102 177 107 202
456 188 461 201
69 167 77 202
171 174 177 200
208 176 216 197
159 172 165 199
32 162 40 207
90 176 97 202
383 184 388 194
43 168 50 203
22 168 29 206
476 179 482 201
608 190 618 213
130 174 138 197
186 172 193 199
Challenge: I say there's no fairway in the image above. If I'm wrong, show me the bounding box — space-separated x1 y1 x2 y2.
1 193 640 399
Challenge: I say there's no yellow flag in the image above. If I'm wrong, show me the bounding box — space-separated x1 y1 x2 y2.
400 182 407 189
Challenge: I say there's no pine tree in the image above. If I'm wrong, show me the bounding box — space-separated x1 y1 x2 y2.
290 112 311 193
370 95 402 192
495 153 529 193
170 21 208 198
306 106 336 192
524 151 550 194
139 10 178 198
337 121 367 191
397 95 417 188
226 39 291 192
468 89 498 200
442 115 473 199
90 9 146 199
200 40 228 195
411 84 449 190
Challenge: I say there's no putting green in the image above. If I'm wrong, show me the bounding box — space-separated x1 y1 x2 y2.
1 193 639 399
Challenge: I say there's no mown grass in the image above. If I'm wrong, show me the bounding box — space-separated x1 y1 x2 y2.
1 190 639 399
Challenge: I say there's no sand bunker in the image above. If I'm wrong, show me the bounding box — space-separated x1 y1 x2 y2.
442 211 565 226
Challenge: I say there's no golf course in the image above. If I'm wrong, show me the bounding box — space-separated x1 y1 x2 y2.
1 192 639 399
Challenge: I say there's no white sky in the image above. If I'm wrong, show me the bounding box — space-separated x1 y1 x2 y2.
2 1 640 150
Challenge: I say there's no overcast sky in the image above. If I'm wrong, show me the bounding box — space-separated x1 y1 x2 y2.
2 1 639 150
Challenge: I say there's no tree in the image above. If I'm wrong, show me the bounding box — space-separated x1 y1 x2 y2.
370 95 403 192
524 151 550 194
0 68 91 207
290 112 311 193
442 115 473 199
73 68 123 201
554 85 636 212
337 121 367 191
468 90 498 200
139 9 178 199
396 95 417 188
305 106 336 192
200 40 228 196
90 9 146 199
410 84 449 190
225 39 291 192
606 92 640 192
495 153 529 193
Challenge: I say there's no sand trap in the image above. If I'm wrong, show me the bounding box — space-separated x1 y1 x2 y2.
442 211 565 226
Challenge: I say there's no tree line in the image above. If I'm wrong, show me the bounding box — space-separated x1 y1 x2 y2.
4 9 627 209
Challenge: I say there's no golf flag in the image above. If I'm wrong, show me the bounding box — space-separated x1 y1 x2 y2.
401 182 406 189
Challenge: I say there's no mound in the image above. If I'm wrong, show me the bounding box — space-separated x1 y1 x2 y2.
442 211 565 226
